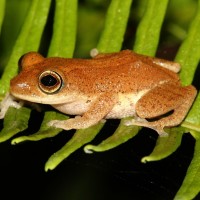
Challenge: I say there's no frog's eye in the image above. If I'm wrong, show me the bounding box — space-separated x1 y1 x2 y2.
39 70 63 94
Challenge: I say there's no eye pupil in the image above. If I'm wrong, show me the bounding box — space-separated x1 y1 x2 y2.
41 75 58 86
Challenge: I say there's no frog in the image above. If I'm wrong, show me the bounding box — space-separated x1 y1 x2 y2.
0 50 197 135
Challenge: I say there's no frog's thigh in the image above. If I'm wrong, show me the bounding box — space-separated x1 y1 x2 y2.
136 83 196 122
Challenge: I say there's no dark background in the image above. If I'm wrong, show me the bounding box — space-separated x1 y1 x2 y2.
0 115 199 200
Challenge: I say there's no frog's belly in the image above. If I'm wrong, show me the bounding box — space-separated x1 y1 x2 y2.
52 98 93 116
105 92 146 119
52 91 148 118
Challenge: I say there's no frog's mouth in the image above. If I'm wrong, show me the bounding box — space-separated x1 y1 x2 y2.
10 81 86 105
10 89 80 105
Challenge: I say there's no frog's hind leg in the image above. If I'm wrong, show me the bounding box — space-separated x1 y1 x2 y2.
136 53 181 73
129 83 197 135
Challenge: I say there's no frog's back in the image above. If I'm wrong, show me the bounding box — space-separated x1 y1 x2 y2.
41 50 180 94
63 59 180 94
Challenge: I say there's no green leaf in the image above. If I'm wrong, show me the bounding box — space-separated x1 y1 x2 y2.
45 122 105 171
174 137 200 200
0 1 32 72
0 107 31 142
84 118 141 153
11 111 68 144
132 0 184 164
0 0 51 144
42 0 134 166
133 0 169 56
44 0 133 169
0 0 5 34
38 0 78 168
18 0 78 169
97 0 132 52
141 128 184 163
176 0 200 130
48 0 78 58
0 0 51 97
75 5 105 57
81 0 135 154
174 1 200 198
85 0 170 156
175 0 200 86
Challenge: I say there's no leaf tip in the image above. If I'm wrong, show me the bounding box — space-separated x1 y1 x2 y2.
11 137 25 145
44 160 56 172
83 145 95 154
141 157 149 163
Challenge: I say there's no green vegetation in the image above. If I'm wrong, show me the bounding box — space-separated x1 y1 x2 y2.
0 0 200 199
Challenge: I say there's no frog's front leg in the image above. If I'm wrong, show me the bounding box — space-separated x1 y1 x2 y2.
48 93 117 130
127 82 197 135
0 93 22 119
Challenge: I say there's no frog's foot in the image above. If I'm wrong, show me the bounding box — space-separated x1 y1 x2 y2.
125 118 168 136
48 116 98 130
0 93 22 119
48 119 71 130
125 117 148 126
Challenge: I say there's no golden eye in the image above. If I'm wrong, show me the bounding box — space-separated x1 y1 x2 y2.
38 70 63 94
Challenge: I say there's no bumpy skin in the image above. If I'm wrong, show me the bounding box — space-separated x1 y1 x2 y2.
9 50 197 135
